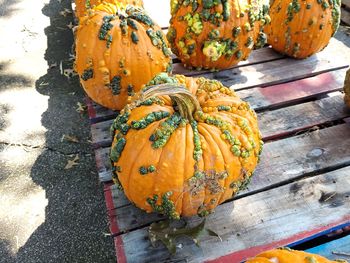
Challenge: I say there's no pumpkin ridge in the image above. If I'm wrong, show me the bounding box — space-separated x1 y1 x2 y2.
196 124 226 216
198 123 230 208
124 122 161 201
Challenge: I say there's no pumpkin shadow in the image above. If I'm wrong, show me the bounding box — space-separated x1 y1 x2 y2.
12 0 115 262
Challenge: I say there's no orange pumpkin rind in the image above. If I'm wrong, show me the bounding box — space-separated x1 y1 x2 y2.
75 4 172 110
74 0 144 18
264 0 341 59
246 247 348 263
110 73 263 219
166 0 271 70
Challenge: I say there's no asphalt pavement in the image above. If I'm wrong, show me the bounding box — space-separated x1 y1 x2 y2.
0 0 115 262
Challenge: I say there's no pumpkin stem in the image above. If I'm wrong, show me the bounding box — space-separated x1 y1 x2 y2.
133 84 202 122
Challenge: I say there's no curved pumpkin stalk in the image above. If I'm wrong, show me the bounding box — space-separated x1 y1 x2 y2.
129 84 202 122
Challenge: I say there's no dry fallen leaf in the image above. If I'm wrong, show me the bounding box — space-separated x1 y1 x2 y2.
67 22 74 29
76 102 87 113
64 68 78 78
61 134 79 143
65 154 79 169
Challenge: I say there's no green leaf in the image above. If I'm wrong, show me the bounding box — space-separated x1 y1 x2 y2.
148 219 221 254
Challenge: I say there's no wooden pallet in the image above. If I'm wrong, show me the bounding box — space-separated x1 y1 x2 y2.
342 0 350 26
81 1 350 262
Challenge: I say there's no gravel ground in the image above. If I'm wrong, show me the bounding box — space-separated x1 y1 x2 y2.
0 0 115 262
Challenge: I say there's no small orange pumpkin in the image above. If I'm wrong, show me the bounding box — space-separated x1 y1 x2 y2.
74 0 144 18
246 247 348 263
75 3 172 110
166 0 270 70
264 0 341 59
110 73 263 218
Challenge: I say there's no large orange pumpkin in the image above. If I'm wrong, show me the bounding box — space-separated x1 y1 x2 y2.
264 0 341 59
166 0 270 70
110 73 263 218
74 0 144 18
246 247 348 263
75 3 172 110
345 69 350 107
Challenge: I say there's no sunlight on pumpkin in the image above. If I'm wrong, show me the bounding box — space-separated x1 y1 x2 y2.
0 0 50 255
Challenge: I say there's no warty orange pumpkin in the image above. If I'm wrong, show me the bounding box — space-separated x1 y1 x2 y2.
74 0 144 18
110 73 263 219
75 3 172 110
264 0 341 59
246 247 348 263
166 0 271 70
345 69 350 107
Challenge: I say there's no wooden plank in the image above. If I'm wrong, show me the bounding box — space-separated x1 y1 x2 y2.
197 39 348 90
239 69 346 112
258 94 350 141
341 7 350 26
305 235 350 260
105 123 350 234
91 89 349 149
172 47 285 76
342 0 350 9
116 167 350 263
85 97 117 124
89 69 347 139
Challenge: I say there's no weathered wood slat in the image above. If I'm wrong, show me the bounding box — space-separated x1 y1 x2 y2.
259 94 350 141
239 69 346 111
91 89 349 149
343 0 350 8
198 39 348 90
105 123 350 235
172 47 285 76
305 235 350 260
116 167 350 263
341 7 350 26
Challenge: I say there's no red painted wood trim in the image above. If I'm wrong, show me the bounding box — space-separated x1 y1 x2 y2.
104 184 120 234
206 215 350 263
115 236 127 263
85 97 97 120
103 182 114 192
104 184 127 262
259 71 339 106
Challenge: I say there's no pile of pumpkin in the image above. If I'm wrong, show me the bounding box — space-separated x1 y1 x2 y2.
73 0 342 219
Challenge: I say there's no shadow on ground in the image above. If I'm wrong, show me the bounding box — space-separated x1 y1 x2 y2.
1 0 115 262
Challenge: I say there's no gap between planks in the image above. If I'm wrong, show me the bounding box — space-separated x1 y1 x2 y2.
116 166 350 263
103 122 350 236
